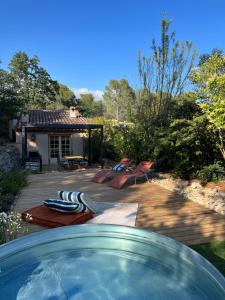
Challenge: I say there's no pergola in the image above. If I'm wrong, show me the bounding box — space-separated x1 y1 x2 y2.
21 123 104 167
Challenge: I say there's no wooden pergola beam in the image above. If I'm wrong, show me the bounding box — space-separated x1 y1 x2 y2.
88 128 92 166
21 126 27 166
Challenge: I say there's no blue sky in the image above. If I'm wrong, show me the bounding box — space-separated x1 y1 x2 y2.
1 0 225 99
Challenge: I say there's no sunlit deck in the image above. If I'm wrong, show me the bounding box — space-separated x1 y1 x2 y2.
15 169 225 245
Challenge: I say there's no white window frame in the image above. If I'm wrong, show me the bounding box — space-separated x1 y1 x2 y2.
49 135 71 161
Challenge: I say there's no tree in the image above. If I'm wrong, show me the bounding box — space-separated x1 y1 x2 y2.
192 52 225 159
0 65 21 137
103 79 136 121
76 93 103 117
198 48 223 66
137 16 196 128
9 52 59 109
47 83 77 109
93 100 103 117
171 92 200 120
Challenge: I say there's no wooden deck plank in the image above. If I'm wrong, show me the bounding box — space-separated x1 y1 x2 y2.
14 169 225 246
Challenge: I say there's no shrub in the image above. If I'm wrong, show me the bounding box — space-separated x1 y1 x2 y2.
0 212 31 244
90 115 224 182
173 160 197 180
198 163 225 185
0 170 27 195
90 118 153 163
164 116 221 179
0 170 27 212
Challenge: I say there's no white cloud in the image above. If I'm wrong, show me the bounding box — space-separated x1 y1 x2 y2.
73 88 104 101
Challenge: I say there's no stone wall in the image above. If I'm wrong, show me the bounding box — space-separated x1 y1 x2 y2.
151 174 225 215
0 145 21 173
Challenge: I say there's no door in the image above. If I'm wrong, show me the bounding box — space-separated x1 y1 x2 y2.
61 135 71 158
49 135 71 164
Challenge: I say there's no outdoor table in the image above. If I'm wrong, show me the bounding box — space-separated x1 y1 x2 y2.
63 155 88 168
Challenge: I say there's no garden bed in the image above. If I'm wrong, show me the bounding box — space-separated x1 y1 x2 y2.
0 170 27 212
151 173 225 215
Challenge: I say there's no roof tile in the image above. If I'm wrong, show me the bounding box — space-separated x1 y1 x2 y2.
18 109 87 128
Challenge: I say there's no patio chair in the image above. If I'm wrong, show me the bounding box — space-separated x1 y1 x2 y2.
108 161 153 189
57 156 70 170
92 158 131 183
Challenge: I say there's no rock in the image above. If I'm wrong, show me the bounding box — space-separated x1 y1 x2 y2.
160 173 171 179
176 179 189 188
0 145 21 173
215 192 225 199
152 173 225 216
190 182 202 189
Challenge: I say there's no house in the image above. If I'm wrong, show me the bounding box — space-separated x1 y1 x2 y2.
11 107 103 166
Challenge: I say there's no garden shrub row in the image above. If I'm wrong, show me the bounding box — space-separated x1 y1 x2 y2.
0 170 27 212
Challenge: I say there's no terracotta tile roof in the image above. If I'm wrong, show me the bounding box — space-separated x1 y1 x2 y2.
17 109 87 129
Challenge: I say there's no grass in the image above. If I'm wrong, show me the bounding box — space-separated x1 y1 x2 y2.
191 240 225 276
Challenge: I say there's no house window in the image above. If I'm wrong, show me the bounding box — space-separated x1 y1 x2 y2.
50 135 59 158
61 136 70 157
49 135 71 159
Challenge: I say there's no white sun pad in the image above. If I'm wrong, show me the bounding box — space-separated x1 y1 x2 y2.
87 202 138 227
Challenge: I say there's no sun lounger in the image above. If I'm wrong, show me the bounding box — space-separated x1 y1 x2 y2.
108 161 153 189
92 158 131 183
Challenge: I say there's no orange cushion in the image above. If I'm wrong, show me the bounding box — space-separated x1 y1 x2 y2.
22 205 93 228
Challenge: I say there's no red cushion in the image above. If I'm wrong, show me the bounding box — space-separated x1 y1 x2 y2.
22 205 93 228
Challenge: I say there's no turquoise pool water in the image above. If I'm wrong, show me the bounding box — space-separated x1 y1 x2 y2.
0 225 224 299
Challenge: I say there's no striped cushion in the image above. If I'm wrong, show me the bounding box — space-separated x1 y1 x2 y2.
112 163 125 172
43 199 79 213
58 191 92 212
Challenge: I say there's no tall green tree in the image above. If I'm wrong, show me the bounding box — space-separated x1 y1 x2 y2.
137 16 196 128
47 83 77 109
9 52 59 109
0 64 21 137
93 100 103 117
103 79 135 121
192 51 225 159
77 93 103 117
171 92 200 120
198 48 223 66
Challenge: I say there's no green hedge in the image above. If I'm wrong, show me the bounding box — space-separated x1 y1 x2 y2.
0 170 27 212
90 116 224 181
197 163 225 185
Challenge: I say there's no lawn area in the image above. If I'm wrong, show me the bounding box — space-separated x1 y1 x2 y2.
191 240 225 276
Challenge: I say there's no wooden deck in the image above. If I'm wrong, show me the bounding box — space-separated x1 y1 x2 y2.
14 169 225 245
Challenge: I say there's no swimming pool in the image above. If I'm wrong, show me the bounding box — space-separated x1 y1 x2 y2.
0 225 224 299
